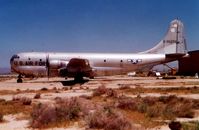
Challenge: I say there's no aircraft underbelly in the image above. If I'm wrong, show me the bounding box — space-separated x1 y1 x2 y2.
91 58 165 76
15 66 47 77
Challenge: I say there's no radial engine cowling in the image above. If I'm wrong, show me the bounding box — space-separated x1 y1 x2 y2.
58 58 94 78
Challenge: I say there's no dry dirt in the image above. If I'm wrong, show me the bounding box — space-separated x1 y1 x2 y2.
0 75 199 130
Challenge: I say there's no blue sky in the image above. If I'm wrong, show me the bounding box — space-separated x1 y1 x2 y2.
0 0 199 67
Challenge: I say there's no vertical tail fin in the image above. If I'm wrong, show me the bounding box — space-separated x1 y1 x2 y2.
142 19 187 54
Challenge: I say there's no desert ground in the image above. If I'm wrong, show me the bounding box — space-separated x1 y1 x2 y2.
0 75 199 130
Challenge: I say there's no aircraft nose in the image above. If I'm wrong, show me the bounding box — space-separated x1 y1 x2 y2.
10 54 20 72
10 54 19 65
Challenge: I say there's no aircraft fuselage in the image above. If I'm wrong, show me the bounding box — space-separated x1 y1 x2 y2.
10 52 168 77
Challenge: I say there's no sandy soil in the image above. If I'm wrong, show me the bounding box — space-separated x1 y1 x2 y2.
0 75 199 130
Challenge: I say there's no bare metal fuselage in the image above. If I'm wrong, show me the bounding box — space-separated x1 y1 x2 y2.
10 52 169 77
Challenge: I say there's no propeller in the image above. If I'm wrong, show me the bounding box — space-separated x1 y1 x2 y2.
46 54 50 79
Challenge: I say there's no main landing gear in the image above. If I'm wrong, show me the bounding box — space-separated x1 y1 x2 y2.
74 74 83 83
17 74 23 83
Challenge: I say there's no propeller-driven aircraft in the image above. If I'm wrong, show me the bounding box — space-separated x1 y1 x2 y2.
10 19 187 82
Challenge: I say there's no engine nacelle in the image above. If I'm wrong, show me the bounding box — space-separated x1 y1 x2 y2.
49 60 68 69
58 58 94 78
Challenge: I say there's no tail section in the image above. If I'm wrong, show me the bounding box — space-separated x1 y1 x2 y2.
142 19 187 54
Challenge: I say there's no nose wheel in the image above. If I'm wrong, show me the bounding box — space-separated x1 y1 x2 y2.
17 74 23 83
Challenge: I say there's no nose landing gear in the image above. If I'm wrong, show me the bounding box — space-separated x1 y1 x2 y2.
17 74 23 83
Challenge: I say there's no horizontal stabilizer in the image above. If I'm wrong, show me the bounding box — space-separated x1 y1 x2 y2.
165 53 186 59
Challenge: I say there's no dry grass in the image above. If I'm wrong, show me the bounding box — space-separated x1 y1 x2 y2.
13 96 32 105
0 99 32 115
1 79 199 129
30 95 137 129
116 95 196 120
182 122 199 130
0 85 66 96
119 86 199 95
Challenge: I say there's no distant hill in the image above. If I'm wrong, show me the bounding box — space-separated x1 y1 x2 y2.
0 67 11 74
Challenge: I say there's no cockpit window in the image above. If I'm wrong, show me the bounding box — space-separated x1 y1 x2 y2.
10 54 20 63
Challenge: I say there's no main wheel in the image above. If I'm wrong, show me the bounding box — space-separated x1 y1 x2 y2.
74 75 83 82
17 78 23 83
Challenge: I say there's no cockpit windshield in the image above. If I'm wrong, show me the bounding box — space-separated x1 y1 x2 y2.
10 54 20 63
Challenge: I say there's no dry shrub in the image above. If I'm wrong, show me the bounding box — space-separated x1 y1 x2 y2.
117 95 195 119
0 113 3 122
168 102 194 118
158 95 178 104
34 93 41 99
146 104 164 118
93 85 118 98
62 87 69 91
106 88 118 98
12 95 21 101
105 113 132 130
79 95 92 100
93 85 107 96
142 97 157 106
119 84 131 90
55 97 82 120
0 99 5 103
87 109 106 128
137 102 148 113
117 96 138 111
159 96 194 118
31 97 87 128
21 97 32 105
87 108 131 130
192 100 199 109
31 103 56 128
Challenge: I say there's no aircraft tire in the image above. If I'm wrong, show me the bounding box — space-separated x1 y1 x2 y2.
74 75 83 82
17 78 23 83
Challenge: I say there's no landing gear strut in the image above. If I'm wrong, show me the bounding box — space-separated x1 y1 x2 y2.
17 74 23 83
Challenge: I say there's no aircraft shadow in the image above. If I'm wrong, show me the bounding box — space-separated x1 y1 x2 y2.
61 79 89 86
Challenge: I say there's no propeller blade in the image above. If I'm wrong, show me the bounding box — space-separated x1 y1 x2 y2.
46 54 50 79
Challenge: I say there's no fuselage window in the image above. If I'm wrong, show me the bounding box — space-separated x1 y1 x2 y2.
104 60 106 62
